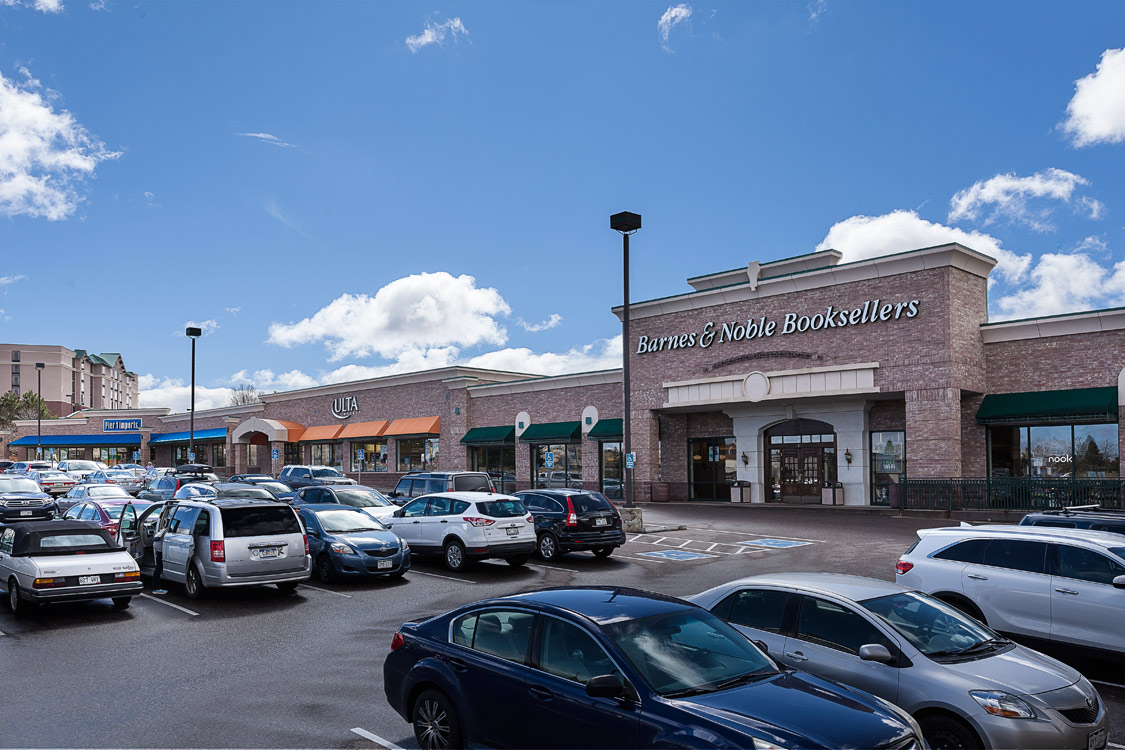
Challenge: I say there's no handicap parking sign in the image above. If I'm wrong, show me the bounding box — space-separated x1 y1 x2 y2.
625 452 636 469
544 451 554 468
356 448 365 460
187 452 196 462
271 448 279 461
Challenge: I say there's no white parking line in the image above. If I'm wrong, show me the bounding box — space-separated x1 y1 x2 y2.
614 554 669 564
1092 679 1125 690
1106 743 1124 750
139 593 199 616
0 629 6 636
299 584 352 599
526 563 573 573
350 726 405 750
410 570 476 584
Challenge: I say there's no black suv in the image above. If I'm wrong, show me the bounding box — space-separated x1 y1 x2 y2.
512 489 625 561
1019 505 1125 536
388 471 494 503
278 465 356 490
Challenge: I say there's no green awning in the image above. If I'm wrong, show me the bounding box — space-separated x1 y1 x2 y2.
519 420 582 443
587 418 623 440
976 387 1118 425
460 426 515 445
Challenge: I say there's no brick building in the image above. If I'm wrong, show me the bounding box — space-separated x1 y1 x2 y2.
0 344 138 415
2 242 1122 507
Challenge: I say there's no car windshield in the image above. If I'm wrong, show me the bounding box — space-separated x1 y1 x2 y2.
312 468 343 478
257 482 293 495
88 486 129 497
67 461 99 471
0 479 41 493
333 488 392 508
176 485 216 498
861 592 999 657
475 500 527 518
315 509 386 533
452 475 492 492
106 471 134 478
567 492 616 514
40 472 68 479
220 506 301 537
218 487 274 500
103 503 149 519
602 609 776 697
1109 547 1125 561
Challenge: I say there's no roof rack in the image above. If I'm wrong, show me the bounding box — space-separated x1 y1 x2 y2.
1039 504 1125 517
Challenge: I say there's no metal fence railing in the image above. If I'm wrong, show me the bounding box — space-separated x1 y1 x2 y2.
898 477 1125 512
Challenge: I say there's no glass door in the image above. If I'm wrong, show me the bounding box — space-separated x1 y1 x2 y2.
689 437 736 500
871 431 905 506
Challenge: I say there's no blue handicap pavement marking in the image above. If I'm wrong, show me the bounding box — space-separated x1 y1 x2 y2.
738 538 811 549
638 550 717 561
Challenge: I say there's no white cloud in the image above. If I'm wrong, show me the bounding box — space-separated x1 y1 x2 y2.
224 306 241 315
268 271 511 361
658 4 692 52
406 16 468 53
1078 196 1105 220
808 0 827 21
234 132 294 148
518 313 562 332
137 374 234 413
0 274 26 286
264 199 303 234
1063 47 1125 147
230 368 319 392
183 319 219 336
816 209 1031 281
993 249 1125 321
143 190 160 208
947 168 1090 232
0 67 119 220
0 0 63 12
89 0 106 9
464 335 622 375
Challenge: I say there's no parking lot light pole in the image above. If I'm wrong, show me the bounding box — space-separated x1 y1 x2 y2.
610 211 641 509
186 327 202 464
35 362 45 460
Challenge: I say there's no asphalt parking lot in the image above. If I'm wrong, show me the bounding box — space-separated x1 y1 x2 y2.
1 504 1122 749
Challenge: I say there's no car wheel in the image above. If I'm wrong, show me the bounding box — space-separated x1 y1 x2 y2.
413 689 463 750
8 578 31 615
184 565 204 600
443 540 467 572
276 581 299 594
592 546 614 558
506 554 529 567
536 532 559 561
316 553 335 582
112 596 132 609
937 595 986 625
920 715 981 750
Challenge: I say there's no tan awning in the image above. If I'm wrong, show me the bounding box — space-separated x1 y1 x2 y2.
339 420 389 439
384 416 441 436
298 424 344 442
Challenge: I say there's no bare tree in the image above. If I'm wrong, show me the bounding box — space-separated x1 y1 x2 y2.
228 384 260 406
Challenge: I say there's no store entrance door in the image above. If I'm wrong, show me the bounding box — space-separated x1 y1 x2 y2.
779 446 823 503
766 418 837 504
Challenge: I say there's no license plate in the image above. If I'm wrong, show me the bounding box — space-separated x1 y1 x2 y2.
377 560 392 569
79 575 100 585
506 527 519 536
595 517 608 526
257 548 280 559
19 510 32 516
1089 728 1107 750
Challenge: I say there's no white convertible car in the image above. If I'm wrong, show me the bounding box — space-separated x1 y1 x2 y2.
0 520 143 614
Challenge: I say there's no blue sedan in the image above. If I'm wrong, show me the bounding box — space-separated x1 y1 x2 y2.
383 586 924 750
297 504 409 581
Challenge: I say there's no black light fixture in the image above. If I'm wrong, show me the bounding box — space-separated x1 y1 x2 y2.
34 362 45 459
186 327 202 464
610 211 641 508
844 448 853 465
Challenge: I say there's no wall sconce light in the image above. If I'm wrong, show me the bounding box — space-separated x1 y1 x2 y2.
844 449 853 465
741 452 749 466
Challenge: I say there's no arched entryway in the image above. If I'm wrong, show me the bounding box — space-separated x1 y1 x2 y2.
765 418 837 504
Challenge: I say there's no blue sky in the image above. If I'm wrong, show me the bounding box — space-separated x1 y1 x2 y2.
2 1 1125 411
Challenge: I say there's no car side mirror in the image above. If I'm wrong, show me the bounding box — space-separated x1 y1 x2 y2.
585 674 625 699
751 639 769 655
859 644 894 663
1113 575 1125 590
392 509 404 518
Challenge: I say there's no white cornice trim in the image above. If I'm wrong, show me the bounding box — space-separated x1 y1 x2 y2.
469 369 623 397
981 308 1125 343
259 366 537 403
160 403 264 422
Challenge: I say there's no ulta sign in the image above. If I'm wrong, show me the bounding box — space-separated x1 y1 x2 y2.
636 298 920 355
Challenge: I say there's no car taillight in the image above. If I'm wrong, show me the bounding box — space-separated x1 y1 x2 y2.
463 516 495 527
525 514 534 524
304 534 309 556
106 523 119 534
114 571 141 581
33 577 69 589
896 560 913 575
565 497 578 527
390 631 405 651
211 540 225 562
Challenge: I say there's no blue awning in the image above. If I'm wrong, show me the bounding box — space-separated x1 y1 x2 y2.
9 434 142 447
148 428 228 445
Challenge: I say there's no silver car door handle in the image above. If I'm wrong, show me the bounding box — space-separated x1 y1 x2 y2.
1055 588 1079 595
967 574 988 581
785 651 808 661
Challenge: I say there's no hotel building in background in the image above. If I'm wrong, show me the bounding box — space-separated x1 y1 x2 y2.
0 344 139 416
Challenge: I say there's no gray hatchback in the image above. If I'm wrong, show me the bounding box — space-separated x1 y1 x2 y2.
691 573 1107 750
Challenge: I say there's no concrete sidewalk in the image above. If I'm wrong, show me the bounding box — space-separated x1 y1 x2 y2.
636 499 1030 524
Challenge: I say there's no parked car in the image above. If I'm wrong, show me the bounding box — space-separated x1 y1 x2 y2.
896 524 1125 660
692 572 1107 750
228 473 274 482
384 492 535 572
1020 506 1125 537
0 460 14 473
121 498 311 599
225 476 297 502
0 520 143 614
388 471 494 503
6 460 55 475
0 476 57 523
61 498 154 534
514 488 625 561
172 483 218 501
116 463 148 478
57 460 103 482
383 586 924 750
295 485 398 522
212 483 277 501
57 483 131 514
86 469 144 495
277 465 356 490
26 469 76 495
137 469 217 503
297 504 410 581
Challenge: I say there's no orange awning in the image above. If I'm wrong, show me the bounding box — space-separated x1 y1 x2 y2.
338 420 389 439
298 424 344 442
384 416 441 436
278 420 306 442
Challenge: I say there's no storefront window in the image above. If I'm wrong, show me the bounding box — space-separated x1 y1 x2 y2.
212 443 226 468
690 437 736 500
470 445 516 493
989 427 1027 478
1029 425 1073 477
247 444 260 470
284 442 302 466
532 443 582 489
311 442 343 468
988 423 1119 479
397 438 438 472
1074 424 1119 478
600 441 622 499
352 441 389 472
871 431 905 506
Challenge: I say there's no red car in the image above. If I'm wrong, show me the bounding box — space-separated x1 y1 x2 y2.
61 499 154 534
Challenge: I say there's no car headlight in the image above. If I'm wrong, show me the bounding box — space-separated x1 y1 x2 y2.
330 542 356 555
400 539 409 551
752 738 788 750
969 690 1036 719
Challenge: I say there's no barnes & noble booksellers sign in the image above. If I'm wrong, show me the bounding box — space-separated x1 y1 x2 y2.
636 298 920 355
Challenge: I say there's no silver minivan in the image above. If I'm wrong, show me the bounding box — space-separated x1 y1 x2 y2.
120 498 310 598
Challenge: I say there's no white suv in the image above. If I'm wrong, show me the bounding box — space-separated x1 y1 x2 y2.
897 525 1125 658
383 491 535 572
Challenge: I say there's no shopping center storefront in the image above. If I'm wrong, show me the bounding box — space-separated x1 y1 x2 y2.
3 241 1123 507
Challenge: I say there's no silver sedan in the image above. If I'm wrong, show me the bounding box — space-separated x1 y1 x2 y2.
690 573 1107 750
86 469 144 495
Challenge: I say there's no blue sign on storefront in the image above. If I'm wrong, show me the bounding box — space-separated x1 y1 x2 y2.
103 418 142 432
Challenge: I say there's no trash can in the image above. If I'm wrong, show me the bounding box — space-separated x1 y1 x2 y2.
822 482 844 505
730 480 750 503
